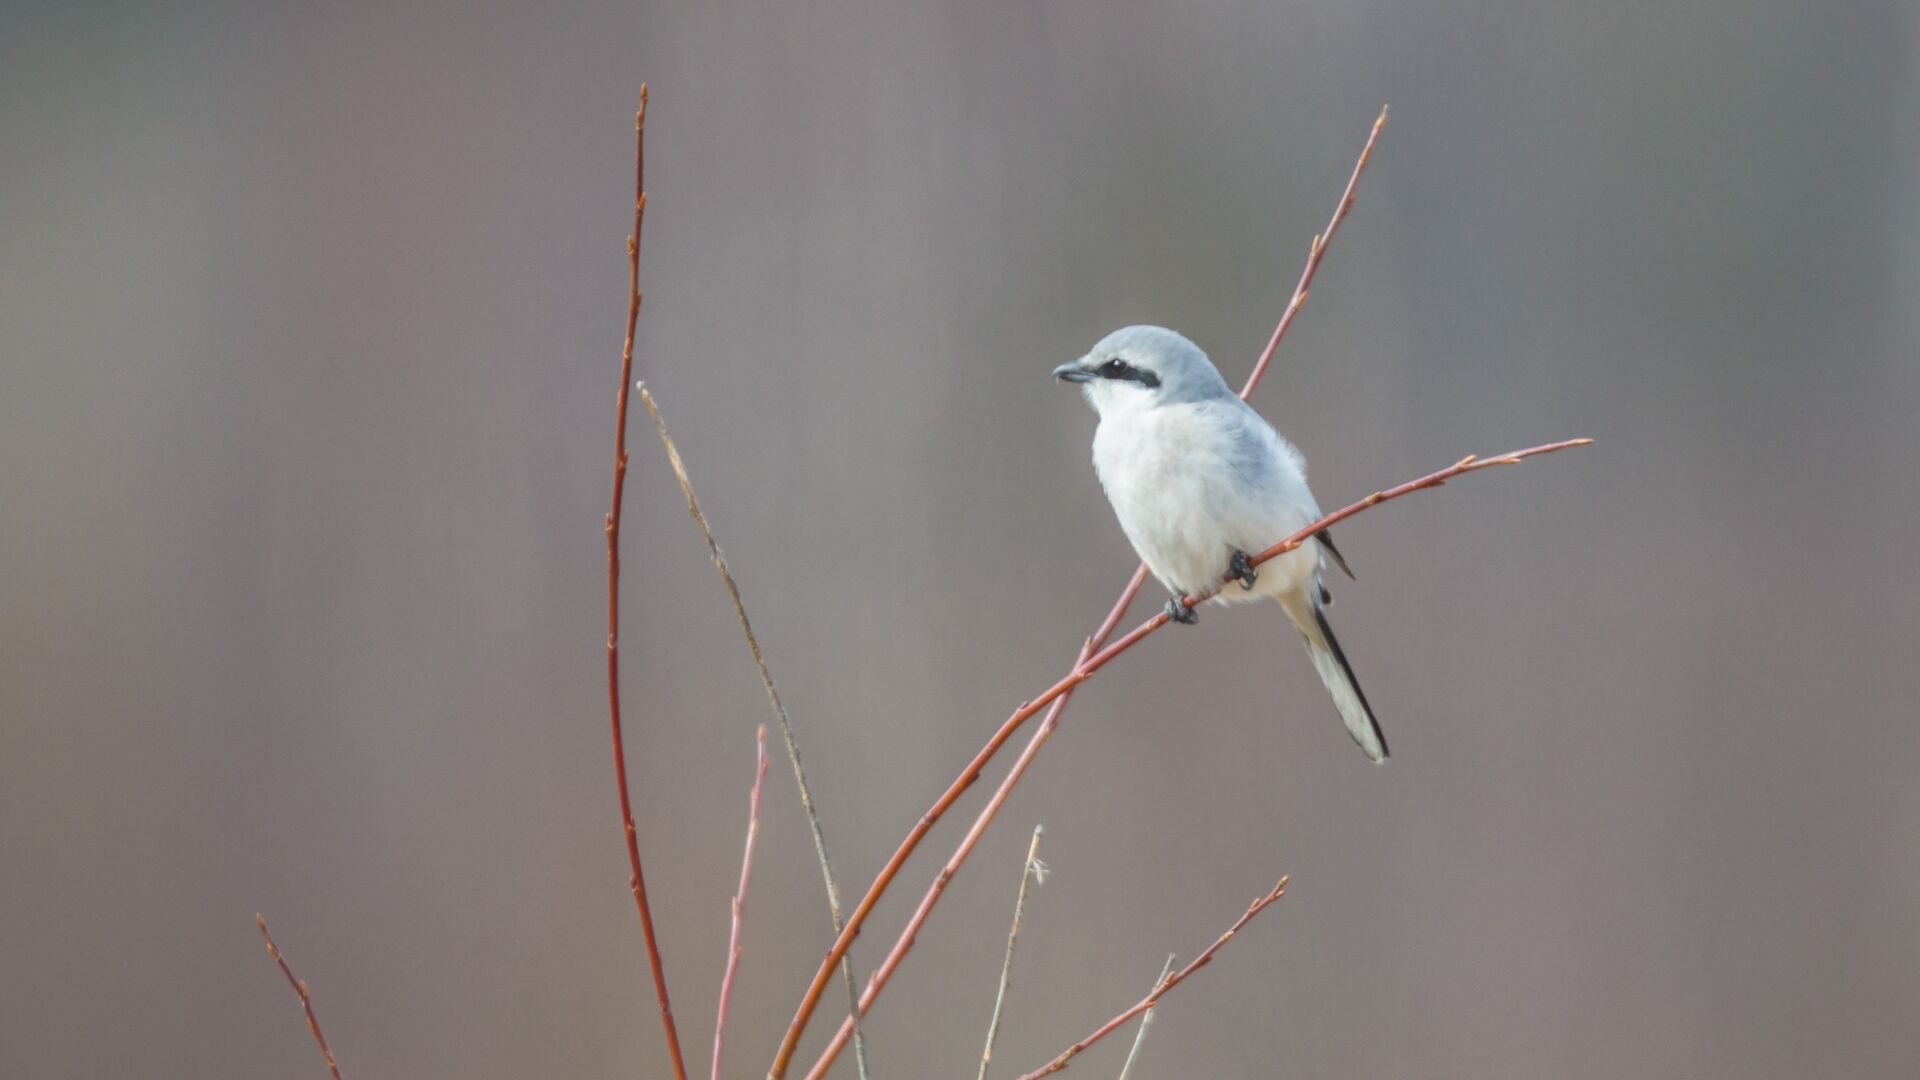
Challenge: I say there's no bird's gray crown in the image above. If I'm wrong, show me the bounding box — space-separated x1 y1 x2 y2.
1054 325 1236 407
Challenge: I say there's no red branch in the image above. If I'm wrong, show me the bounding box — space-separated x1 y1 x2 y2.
1012 878 1291 1080
769 105 1391 1080
1238 106 1389 398
255 914 345 1080
605 85 691 1080
797 438 1589 1080
714 726 771 1080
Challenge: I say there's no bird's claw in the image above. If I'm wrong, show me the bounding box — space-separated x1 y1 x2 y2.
1229 549 1258 591
1165 597 1198 625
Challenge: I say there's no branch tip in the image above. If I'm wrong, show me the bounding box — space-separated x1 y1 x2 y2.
256 915 345 1080
1011 875 1291 1080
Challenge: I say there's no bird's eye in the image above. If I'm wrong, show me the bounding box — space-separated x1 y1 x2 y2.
1100 359 1129 377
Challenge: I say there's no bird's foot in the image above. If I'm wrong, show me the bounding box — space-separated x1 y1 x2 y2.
1165 597 1198 625
1228 549 1258 591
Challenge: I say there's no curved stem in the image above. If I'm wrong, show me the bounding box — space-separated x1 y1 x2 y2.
977 825 1047 1080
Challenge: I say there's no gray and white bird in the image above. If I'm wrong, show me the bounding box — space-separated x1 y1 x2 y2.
1054 325 1387 761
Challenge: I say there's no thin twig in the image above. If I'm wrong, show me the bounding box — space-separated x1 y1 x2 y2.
604 85 690 1080
769 107 1391 1079
1014 879 1290 1080
637 383 873 1080
798 438 1590 1080
713 726 771 1080
979 825 1048 1080
1239 105 1389 397
255 915 345 1080
1115 955 1177 1080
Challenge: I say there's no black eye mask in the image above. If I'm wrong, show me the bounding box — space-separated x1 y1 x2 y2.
1098 358 1161 389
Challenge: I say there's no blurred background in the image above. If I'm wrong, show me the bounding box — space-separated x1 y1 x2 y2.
4 2 1916 1077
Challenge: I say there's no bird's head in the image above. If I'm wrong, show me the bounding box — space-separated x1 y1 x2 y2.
1052 325 1234 417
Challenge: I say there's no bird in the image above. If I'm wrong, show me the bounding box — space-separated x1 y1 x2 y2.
1053 325 1386 762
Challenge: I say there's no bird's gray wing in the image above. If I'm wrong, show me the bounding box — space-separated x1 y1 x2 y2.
1318 527 1356 580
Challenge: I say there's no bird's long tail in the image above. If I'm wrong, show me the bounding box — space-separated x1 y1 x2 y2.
1281 586 1388 762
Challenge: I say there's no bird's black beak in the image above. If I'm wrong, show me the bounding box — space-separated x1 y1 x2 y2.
1052 362 1094 383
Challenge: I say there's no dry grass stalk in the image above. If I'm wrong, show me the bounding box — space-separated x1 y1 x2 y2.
1115 954 1177 1080
636 381 875 1079
978 825 1048 1080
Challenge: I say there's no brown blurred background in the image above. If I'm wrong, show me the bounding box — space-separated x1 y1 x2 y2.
3 2 1916 1077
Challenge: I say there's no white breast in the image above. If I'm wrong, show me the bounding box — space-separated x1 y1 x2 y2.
1092 402 1322 602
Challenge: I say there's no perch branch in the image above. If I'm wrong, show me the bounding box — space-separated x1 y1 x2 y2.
768 106 1390 1079
1013 878 1289 1080
603 85 690 1080
712 726 771 1080
255 914 344 1080
638 382 874 1079
799 438 1589 1080
978 825 1048 1080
